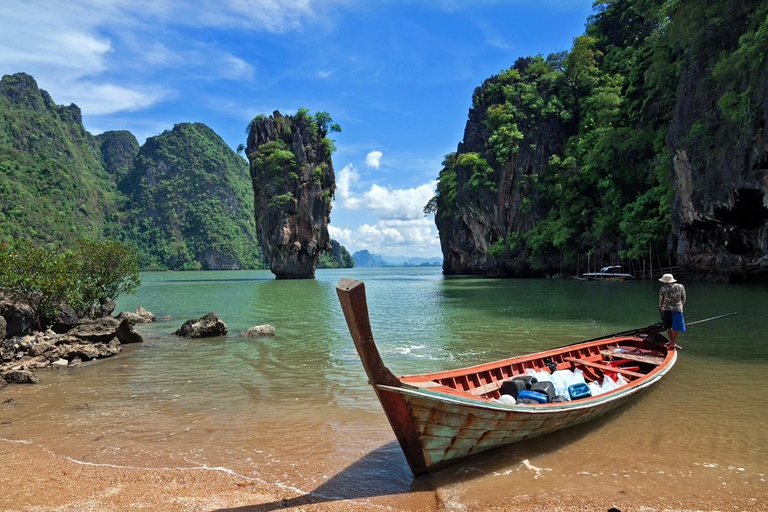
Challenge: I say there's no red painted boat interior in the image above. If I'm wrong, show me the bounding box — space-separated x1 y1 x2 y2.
399 336 670 402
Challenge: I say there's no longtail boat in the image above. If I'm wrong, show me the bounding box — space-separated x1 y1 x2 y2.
336 278 677 477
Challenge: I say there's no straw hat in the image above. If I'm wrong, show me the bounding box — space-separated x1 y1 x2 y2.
659 273 677 283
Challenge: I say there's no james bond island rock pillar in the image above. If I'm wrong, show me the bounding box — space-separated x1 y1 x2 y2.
246 110 338 279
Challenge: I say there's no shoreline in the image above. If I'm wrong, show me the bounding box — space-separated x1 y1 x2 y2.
2 439 765 512
0 439 388 512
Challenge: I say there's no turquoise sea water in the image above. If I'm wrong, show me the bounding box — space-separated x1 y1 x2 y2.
1 267 767 509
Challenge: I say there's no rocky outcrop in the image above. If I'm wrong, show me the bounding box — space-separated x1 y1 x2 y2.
666 7 768 282
246 111 336 279
435 58 569 277
0 316 5 340
0 317 145 385
68 317 143 345
433 3 767 282
1 370 39 384
240 324 275 337
0 301 38 338
51 306 78 334
173 313 227 338
116 306 156 324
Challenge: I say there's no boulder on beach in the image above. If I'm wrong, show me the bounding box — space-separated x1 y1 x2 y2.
0 375 6 389
116 306 156 324
0 301 38 338
51 305 78 334
1 369 39 384
173 313 227 338
57 338 122 362
67 318 144 345
240 324 275 338
136 307 156 322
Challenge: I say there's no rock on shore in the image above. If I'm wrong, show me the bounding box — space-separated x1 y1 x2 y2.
241 324 275 337
0 317 145 387
173 313 227 338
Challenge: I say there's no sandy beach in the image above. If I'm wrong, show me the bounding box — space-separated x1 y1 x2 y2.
2 439 766 512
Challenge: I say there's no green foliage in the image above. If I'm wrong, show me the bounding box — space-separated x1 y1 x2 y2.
251 140 297 178
459 153 496 193
0 239 71 326
0 73 123 248
321 137 337 156
0 238 140 326
318 240 354 268
123 123 267 270
268 193 294 207
425 153 459 218
67 238 141 316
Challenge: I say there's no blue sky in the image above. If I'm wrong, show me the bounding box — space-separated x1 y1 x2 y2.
0 0 593 258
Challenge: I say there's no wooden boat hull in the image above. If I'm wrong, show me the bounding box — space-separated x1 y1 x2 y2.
376 367 668 475
336 278 676 477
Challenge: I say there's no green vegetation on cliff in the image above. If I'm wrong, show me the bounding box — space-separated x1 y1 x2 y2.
0 73 123 247
122 123 266 270
431 0 767 275
318 239 354 268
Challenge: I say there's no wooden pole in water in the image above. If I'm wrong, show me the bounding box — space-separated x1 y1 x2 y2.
650 242 653 281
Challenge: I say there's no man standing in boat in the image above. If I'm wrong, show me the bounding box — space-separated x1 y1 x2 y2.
659 273 686 349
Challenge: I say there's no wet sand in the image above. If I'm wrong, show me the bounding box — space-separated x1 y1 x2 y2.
2 439 765 512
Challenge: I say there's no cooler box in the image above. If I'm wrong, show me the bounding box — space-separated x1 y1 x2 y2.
568 382 592 400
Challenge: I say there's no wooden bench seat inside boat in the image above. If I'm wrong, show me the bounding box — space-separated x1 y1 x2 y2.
600 347 664 365
563 356 644 378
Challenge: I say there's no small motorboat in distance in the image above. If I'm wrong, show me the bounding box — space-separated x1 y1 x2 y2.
580 265 635 281
336 278 676 477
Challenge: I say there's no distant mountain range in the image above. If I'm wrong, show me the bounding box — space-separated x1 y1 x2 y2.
351 250 442 267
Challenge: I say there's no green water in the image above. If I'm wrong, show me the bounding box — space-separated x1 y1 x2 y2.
1 267 767 509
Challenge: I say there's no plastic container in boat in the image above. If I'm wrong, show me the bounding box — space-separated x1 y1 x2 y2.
530 381 556 401
500 379 527 398
568 382 592 400
517 390 548 404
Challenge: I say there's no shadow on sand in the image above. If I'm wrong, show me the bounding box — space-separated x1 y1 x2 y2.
212 401 640 511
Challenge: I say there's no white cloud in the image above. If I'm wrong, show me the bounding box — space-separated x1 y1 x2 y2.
220 54 256 80
328 225 353 244
317 70 333 79
329 163 440 257
360 182 437 220
365 150 383 169
60 82 169 116
329 218 440 258
0 0 169 115
336 163 360 207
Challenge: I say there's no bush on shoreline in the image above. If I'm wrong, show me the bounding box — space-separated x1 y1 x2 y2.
0 239 140 328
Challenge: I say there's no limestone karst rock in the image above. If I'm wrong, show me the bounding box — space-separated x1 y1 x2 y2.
246 110 336 279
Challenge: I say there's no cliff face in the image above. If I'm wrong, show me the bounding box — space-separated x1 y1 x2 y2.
435 59 571 277
433 1 768 281
246 110 336 279
122 123 264 270
666 3 768 281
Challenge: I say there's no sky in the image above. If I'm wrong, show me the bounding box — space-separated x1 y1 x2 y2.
0 0 594 259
